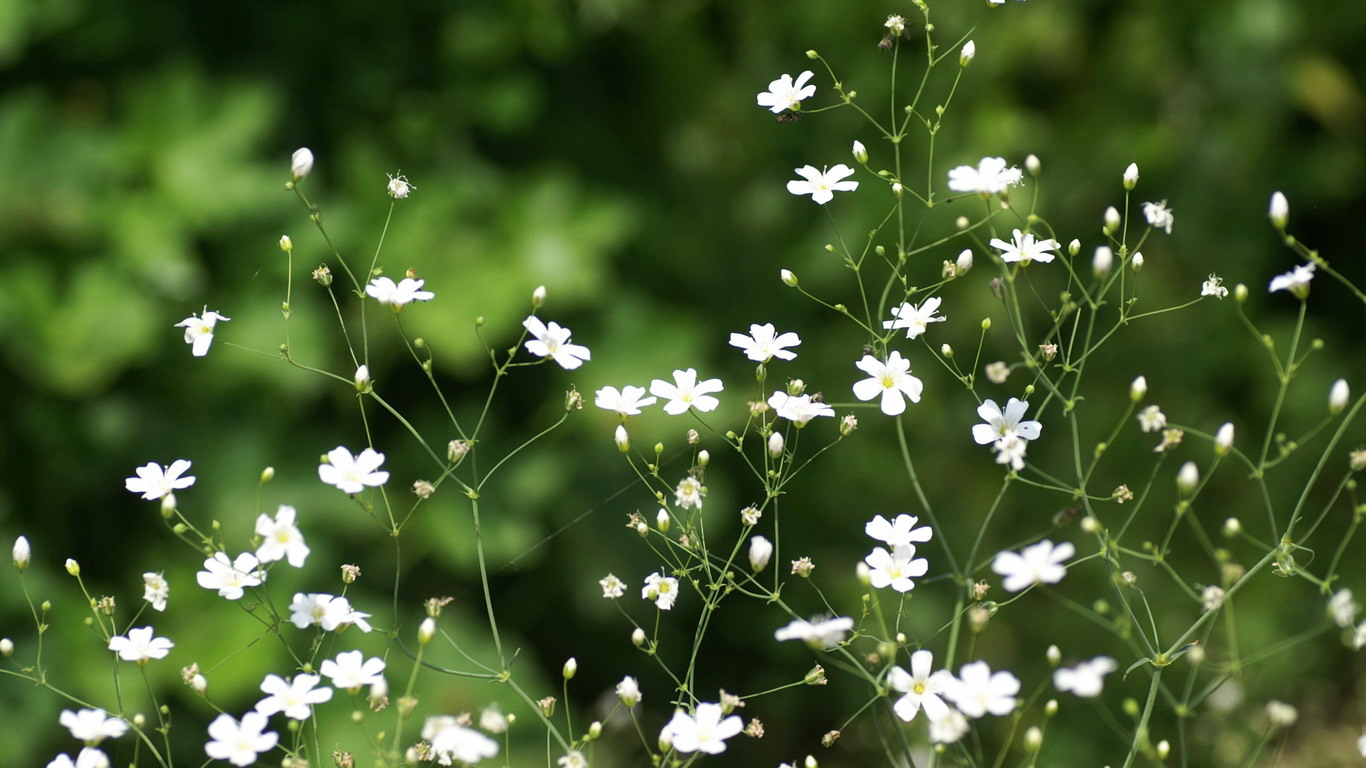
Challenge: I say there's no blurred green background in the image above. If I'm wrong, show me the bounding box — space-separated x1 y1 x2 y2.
1 0 1363 765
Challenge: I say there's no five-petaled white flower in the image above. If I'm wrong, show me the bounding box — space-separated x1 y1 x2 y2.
888 650 955 722
930 708 970 744
675 476 705 510
642 571 680 610
1137 404 1166 433
944 661 1020 718
288 592 373 633
523 316 591 370
175 308 230 357
594 385 656 416
947 157 1023 196
365 276 434 308
756 71 816 113
423 716 500 766
46 748 110 768
318 446 390 494
865 514 933 549
205 711 278 767
1053 656 1117 698
108 626 173 663
884 297 947 339
1330 589 1358 628
972 398 1043 445
1201 274 1228 299
852 351 923 416
767 391 834 426
730 323 801 363
773 616 854 648
197 552 266 601
386 172 414 199
651 369 724 415
787 165 859 205
1269 263 1315 297
255 505 309 567
865 546 928 593
661 703 744 755
992 539 1076 592
599 573 626 599
255 673 333 720
990 229 1060 264
60 708 128 744
125 460 196 501
557 751 588 768
1142 200 1174 234
320 650 386 691
142 572 169 612
993 434 1028 471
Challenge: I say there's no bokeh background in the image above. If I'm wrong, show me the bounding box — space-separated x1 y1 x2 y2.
1 0 1363 765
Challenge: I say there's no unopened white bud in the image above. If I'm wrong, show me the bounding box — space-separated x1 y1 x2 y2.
615 425 630 453
354 365 371 392
291 148 314 180
656 509 670 532
1329 379 1349 415
1130 251 1145 272
1156 740 1170 760
631 627 647 647
531 285 547 308
956 249 973 274
780 269 798 288
1268 191 1289 230
1092 245 1114 278
279 235 293 253
1103 206 1121 234
940 344 953 358
1024 726 1042 751
1177 461 1200 494
1223 517 1242 537
418 617 436 645
0 638 12 656
12 536 29 572
65 558 80 577
1046 644 1061 667
192 673 208 694
1214 422 1234 455
959 40 976 67
1068 238 1081 257
562 657 577 680
1130 375 1147 402
1025 154 1040 177
851 140 868 165
1123 162 1139 190
805 755 818 768
855 560 871 586
768 431 785 459
749 535 773 572
697 449 710 467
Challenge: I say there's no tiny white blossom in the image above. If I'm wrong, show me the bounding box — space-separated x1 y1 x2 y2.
888 650 955 722
365 276 434 308
125 459 196 501
423 716 500 765
196 552 265 601
674 476 704 510
864 545 928 593
1053 657 1117 697
885 15 907 35
852 352 923 416
944 661 1020 718
990 229 1060 264
142 572 169 612
991 540 1075 592
947 157 1023 196
320 650 386 691
993 434 1028 471
756 71 816 114
971 398 1042 445
254 505 309 568
661 703 744 755
787 165 859 205
767 391 834 426
255 673 333 720
617 676 642 707
1330 589 1358 628
864 514 932 549
729 323 801 362
884 297 946 339
479 706 508 734
47 748 110 768
175 308 231 357
523 316 591 370
773 616 854 648
599 573 626 599
1202 274 1228 299
1137 405 1166 433
59 708 129 744
557 751 588 768
1202 585 1225 612
386 172 414 199
594 385 656 416
642 571 680 610
1143 201 1174 234
650 369 723 415
108 626 173 663
288 592 373 633
205 711 278 767
1268 263 1315 297
929 708 969 744
318 446 390 494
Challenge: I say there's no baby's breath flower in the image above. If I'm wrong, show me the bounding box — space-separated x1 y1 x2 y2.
948 157 1023 196
1054 657 1117 698
787 165 859 204
674 476 704 510
13 535 29 572
1202 274 1229 298
852 352 923 416
616 676 642 707
1176 462 1200 494
791 557 815 577
1136 404 1166 432
1143 200 1174 234
1103 207 1121 234
142 572 168 612
1269 263 1315 298
990 229 1060 263
1329 379 1350 415
175 308 231 357
1156 428 1184 453
125 459 196 501
413 480 435 499
291 148 314 180
1269 191 1289 229
479 706 508 734
386 172 413 199
984 361 1009 384
1266 700 1297 728
1113 485 1134 503
992 540 1075 592
884 14 906 35
959 40 976 67
1330 589 1358 628
1202 585 1225 611
642 572 679 610
598 574 625 599
756 71 816 114
748 536 773 572
740 505 761 526
108 626 173 664
1123 162 1139 189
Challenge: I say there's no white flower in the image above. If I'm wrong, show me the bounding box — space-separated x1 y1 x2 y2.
175 308 231 357
992 540 1075 592
365 276 434 308
557 751 588 768
748 535 774 572
1123 162 1140 188
13 535 29 571
885 15 907 34
650 369 724 415
196 552 266 601
993 435 1028 471
1353 621 1366 650
205 711 279 767
59 708 129 744
523 316 591 369
864 546 928 593
1202 274 1228 298
291 148 314 180
888 650 955 722
1266 700 1297 728
617 676 642 707
944 661 1020 718
1330 589 1358 629
990 229 1060 264
1142 201 1174 234
320 650 386 691
773 616 854 648
947 157 1022 196
786 164 859 205
142 572 169 612
318 446 390 494
661 703 744 755
971 398 1043 445
865 514 932 549
479 706 508 734
1268 263 1315 297
1053 657 1117 697
675 476 704 510
594 385 656 416
254 505 309 567
598 573 626 599
730 323 801 362
884 297 947 339
386 172 414 199
1137 405 1167 432
852 351 923 416
288 592 372 632
124 459 196 500
108 626 173 663
423 716 500 765
767 391 834 426
47 748 110 768
1215 422 1235 454
254 673 333 720
756 71 816 113
1201 585 1225 612
929 708 969 744
642 571 680 610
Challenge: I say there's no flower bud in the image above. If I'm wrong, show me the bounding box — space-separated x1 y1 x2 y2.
1130 375 1147 402
1103 206 1121 234
940 344 953 358
1268 191 1289 230
562 657 577 680
160 492 177 519
839 414 858 436
1092 245 1114 278
749 535 773 572
1223 517 1242 538
260 466 275 483
1025 154 1040 177
805 50 818 59
615 425 630 454
805 755 818 768
697 450 710 468
1067 238 1080 257
956 248 973 274
1130 252 1144 272
1329 379 1349 415
1123 162 1139 190
768 431 785 459
1156 740 1170 760
1046 644 1061 667
0 638 12 656
279 235 293 253
1045 698 1058 717
955 216 970 230
631 627 646 647
448 439 470 464
981 317 991 331
355 365 371 392
1234 283 1248 302
851 140 868 165
959 40 976 67
291 148 315 180
1024 726 1042 751
656 509 670 532
418 617 436 645
855 560 871 586
1214 422 1234 455
532 285 546 308
588 721 602 739
13 536 29 572
781 269 798 288
65 558 80 577
1177 461 1200 494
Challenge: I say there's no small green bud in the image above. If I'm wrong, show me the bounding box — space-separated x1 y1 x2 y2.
780 269 798 287
981 317 991 331
805 49 818 59
562 657 577 680
65 558 80 577
260 466 275 483
280 235 293 253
